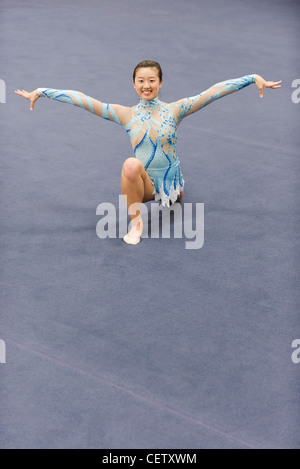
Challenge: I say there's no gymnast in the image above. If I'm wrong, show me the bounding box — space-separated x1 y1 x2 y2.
15 60 281 245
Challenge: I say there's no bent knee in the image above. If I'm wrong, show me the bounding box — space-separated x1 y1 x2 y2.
122 157 143 181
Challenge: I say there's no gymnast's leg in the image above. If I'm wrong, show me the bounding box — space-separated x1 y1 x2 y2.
121 157 155 244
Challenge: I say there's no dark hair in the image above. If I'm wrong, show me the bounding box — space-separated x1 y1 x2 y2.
133 60 163 82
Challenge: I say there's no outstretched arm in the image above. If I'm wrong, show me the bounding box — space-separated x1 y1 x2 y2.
14 88 129 125
176 74 282 119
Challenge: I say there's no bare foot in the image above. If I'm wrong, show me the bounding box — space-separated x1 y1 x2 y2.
123 216 143 245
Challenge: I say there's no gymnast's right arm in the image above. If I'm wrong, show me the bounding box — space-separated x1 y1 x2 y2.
14 88 128 125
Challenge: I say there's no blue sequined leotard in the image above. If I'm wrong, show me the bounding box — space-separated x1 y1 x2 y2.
37 74 256 207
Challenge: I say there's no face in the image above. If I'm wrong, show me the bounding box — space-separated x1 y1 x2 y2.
133 67 162 101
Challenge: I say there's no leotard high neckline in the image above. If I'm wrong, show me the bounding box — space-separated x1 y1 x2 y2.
138 97 160 108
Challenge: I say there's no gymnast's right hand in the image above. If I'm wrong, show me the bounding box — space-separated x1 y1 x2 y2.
14 89 39 110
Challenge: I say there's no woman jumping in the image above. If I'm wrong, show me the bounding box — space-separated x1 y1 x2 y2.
15 60 281 245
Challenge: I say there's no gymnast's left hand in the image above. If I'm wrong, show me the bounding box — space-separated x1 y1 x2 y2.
254 75 282 98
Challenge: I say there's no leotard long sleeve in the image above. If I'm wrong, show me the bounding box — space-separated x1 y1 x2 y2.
37 87 122 124
37 74 256 207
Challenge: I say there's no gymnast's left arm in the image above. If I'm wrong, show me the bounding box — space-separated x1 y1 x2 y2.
176 74 282 119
